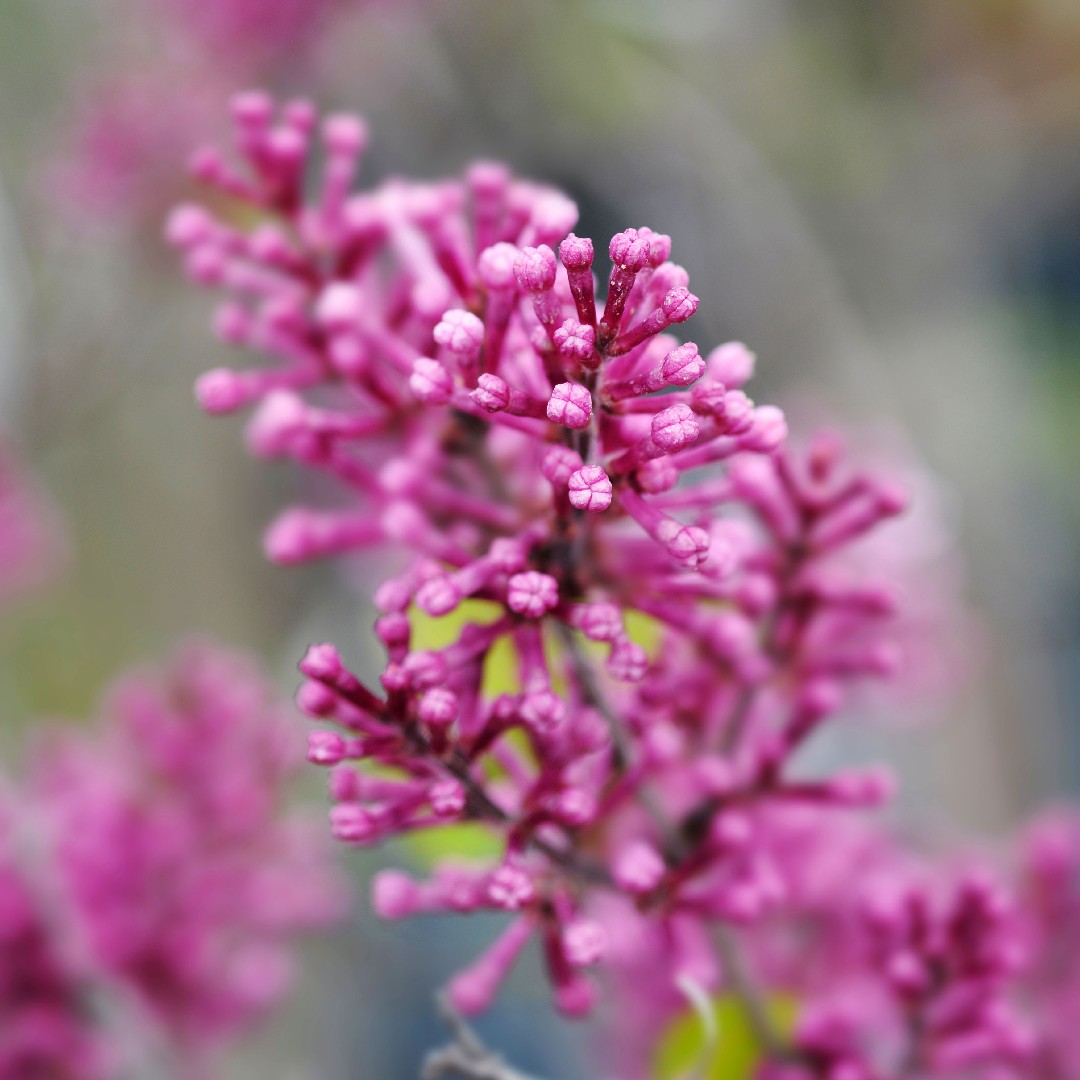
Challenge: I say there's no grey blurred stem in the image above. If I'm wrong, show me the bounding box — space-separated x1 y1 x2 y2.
423 996 545 1080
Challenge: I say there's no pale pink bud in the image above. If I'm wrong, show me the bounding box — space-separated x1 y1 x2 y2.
553 319 596 361
330 803 376 843
315 282 362 328
513 245 557 292
563 921 607 967
471 374 511 412
418 687 458 727
608 640 648 682
707 341 756 388
195 369 248 414
429 780 466 818
165 203 213 247
740 405 787 452
487 537 528 572
372 870 421 919
410 358 454 404
477 243 520 289
571 603 622 641
613 840 666 894
520 690 567 735
488 865 535 910
568 466 612 512
246 391 307 457
660 287 699 323
507 571 559 618
635 458 678 494
657 520 710 568
541 446 583 486
307 730 346 765
434 309 484 355
323 113 367 155
609 230 650 271
651 403 699 451
547 383 592 429
661 342 705 386
415 575 463 617
558 233 594 270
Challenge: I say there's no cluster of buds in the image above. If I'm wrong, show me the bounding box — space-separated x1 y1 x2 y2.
0 642 344 1079
169 93 914 1028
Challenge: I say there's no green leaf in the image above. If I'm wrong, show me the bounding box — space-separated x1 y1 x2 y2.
399 822 504 868
408 599 522 697
653 993 797 1080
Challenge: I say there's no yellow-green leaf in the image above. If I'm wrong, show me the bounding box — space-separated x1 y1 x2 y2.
399 822 504 868
653 993 797 1080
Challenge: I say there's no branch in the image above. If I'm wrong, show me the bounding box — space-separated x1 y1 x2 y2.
422 996 548 1080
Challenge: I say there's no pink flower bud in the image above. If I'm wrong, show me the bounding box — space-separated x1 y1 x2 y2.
563 921 607 967
613 840 666 894
315 282 362 328
547 383 592 429
660 287 699 323
520 690 567 735
330 803 376 844
429 780 466 818
323 113 367 155
418 687 458 727
488 865 535 910
307 731 347 765
507 571 559 618
409 358 454 404
657 520 710 569
609 230 650 272
434 309 485 355
513 245 557 292
195 369 248 414
651 403 699 452
477 243 519 289
607 640 648 682
415 575 463 617
661 343 705 386
568 466 612 512
553 319 596 361
541 446 584 487
707 341 756 387
558 233 594 270
471 374 511 412
372 870 421 919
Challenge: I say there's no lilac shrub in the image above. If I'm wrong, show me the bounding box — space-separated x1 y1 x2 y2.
170 93 1080 1078
0 642 344 1079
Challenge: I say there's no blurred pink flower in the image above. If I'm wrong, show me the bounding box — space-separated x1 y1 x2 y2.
0 442 65 611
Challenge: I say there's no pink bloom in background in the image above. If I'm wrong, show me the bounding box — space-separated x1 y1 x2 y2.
157 0 344 65
0 809 109 1080
49 0 356 225
0 442 65 611
1 641 345 1077
50 71 226 225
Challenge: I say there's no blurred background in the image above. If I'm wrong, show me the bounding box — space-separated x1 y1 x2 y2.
2 0 1079 1075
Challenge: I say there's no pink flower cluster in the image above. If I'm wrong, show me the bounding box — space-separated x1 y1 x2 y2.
170 94 1080 1078
0 641 344 1078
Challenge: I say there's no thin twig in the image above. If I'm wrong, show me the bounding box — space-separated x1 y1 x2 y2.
422 996 548 1080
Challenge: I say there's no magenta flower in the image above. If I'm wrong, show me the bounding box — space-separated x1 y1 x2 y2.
0 640 345 1076
169 95 925 1031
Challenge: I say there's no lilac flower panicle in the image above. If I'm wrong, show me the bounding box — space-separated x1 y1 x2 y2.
171 94 1070 1077
0 641 345 1077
